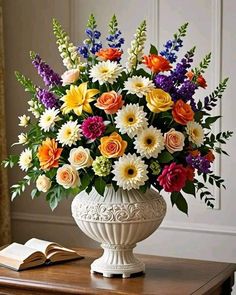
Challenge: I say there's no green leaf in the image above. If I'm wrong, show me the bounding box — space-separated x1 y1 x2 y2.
94 177 106 196
31 188 40 199
158 151 174 163
149 44 158 55
205 116 221 126
80 173 92 190
49 195 59 211
171 191 188 215
182 181 196 196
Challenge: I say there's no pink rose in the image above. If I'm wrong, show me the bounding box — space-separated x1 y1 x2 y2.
164 128 185 154
61 69 80 86
157 163 187 192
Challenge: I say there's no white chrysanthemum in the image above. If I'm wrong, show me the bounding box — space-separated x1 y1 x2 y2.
39 108 60 132
18 148 32 171
18 115 30 127
186 121 204 147
115 104 148 138
113 153 148 190
57 121 81 147
124 76 154 98
134 126 165 159
89 60 123 85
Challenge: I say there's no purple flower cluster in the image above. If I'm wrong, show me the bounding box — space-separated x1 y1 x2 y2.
36 88 59 109
186 154 211 174
32 54 61 87
107 29 124 49
160 39 183 63
78 28 102 58
154 74 174 92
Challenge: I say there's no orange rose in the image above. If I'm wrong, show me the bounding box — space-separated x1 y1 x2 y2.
96 48 122 61
143 54 172 73
186 71 207 89
190 149 200 157
95 91 123 114
99 132 127 158
37 138 62 170
172 99 194 125
205 150 215 162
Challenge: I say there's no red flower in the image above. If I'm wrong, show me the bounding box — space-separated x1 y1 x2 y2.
205 150 215 162
186 71 207 89
143 54 172 73
186 166 195 181
157 163 187 192
96 48 122 61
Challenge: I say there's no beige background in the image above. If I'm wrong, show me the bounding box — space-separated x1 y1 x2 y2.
3 1 236 290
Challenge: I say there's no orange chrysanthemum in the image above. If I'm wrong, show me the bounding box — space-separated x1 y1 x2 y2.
37 138 63 170
143 54 172 73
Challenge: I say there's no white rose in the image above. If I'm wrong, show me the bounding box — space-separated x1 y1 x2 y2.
68 147 93 170
36 175 52 192
56 164 80 189
61 69 80 86
18 115 30 127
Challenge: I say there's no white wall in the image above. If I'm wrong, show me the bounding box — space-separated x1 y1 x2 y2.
3 0 236 289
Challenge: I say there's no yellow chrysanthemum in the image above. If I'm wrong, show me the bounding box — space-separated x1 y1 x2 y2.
61 82 99 116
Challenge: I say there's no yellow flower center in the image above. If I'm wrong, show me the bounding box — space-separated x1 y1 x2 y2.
144 135 156 148
125 114 137 125
46 116 52 122
124 165 138 178
101 67 109 73
135 82 144 88
193 128 200 137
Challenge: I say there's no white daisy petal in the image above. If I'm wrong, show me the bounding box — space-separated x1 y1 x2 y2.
39 108 60 132
134 126 165 158
89 60 123 85
115 104 148 138
112 153 148 190
186 121 204 147
57 121 81 147
124 75 154 98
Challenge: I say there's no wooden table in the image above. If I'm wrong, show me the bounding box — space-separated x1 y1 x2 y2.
0 247 235 295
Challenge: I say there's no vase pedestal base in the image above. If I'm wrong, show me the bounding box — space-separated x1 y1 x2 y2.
90 244 145 278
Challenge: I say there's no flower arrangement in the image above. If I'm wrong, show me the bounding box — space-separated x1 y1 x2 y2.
3 14 232 214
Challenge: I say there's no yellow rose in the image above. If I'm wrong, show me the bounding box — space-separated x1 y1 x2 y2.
146 89 173 113
99 132 127 158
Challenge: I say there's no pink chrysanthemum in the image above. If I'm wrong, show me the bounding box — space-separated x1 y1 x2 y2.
81 116 106 141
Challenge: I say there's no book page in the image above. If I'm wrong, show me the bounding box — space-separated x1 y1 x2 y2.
0 243 38 262
25 238 56 255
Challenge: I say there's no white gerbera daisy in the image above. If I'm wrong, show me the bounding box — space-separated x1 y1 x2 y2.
39 108 60 132
113 153 148 190
186 121 204 147
57 121 81 147
134 126 165 158
18 148 32 171
124 76 154 98
89 60 123 85
115 104 148 138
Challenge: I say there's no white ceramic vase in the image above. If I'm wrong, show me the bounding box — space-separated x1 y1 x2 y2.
71 185 166 278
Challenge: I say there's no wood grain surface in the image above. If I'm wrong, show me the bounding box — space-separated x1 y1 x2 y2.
0 247 235 295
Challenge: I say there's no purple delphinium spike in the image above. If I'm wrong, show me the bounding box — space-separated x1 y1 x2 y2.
154 74 175 93
32 54 61 87
186 154 211 174
37 88 59 109
177 80 197 101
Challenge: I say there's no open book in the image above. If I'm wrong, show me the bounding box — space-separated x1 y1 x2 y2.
0 238 82 271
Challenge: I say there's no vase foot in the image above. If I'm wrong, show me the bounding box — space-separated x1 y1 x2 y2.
90 244 145 278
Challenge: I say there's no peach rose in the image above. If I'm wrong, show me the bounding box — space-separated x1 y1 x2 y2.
95 91 123 114
37 138 63 170
172 99 194 125
36 175 52 192
164 128 185 153
68 147 93 170
143 54 172 73
146 89 173 113
61 69 80 86
56 164 80 189
99 132 127 158
96 48 122 61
